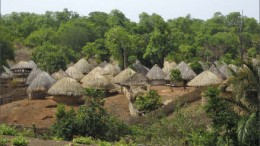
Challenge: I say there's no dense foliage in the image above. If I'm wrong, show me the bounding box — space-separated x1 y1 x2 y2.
204 61 259 146
1 9 259 71
134 90 162 112
52 98 131 141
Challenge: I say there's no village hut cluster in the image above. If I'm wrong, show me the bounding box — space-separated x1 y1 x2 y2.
1 57 258 114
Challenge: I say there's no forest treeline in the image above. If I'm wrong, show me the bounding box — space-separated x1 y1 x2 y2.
0 9 259 73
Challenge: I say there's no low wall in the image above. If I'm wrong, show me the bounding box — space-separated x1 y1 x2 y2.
126 87 207 125
0 87 27 105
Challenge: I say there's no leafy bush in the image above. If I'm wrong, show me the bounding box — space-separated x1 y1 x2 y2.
0 137 9 146
52 98 132 141
134 90 162 112
72 136 94 145
84 88 105 98
169 69 182 82
189 61 203 74
11 136 29 146
0 125 17 136
51 104 77 140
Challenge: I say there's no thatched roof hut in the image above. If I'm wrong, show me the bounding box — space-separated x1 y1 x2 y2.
67 62 74 68
209 64 226 80
81 73 112 89
103 63 121 76
88 66 107 75
27 72 55 99
187 71 224 86
111 68 136 84
74 58 92 74
11 61 37 77
132 60 149 75
65 66 84 81
88 57 98 67
162 61 177 75
146 64 166 85
52 69 70 80
219 64 232 78
0 66 13 80
48 77 84 105
120 73 148 86
174 61 197 81
26 68 43 85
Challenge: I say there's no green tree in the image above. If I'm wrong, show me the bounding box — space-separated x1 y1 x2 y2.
32 42 76 73
105 26 133 69
135 90 162 112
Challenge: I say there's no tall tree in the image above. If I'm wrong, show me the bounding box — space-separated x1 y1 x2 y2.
105 26 133 69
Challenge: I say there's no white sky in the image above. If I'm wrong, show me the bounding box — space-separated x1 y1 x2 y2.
1 0 259 22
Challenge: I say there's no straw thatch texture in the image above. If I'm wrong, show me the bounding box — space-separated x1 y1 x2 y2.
74 58 92 74
88 66 108 75
174 61 197 81
27 72 55 99
67 62 74 68
146 64 165 80
26 68 43 84
11 61 36 70
52 69 70 80
81 73 112 89
103 63 121 76
112 68 136 83
120 73 148 86
209 64 226 79
187 71 223 86
219 64 232 78
3 66 13 75
132 60 149 75
162 61 177 75
65 66 84 81
48 77 84 97
0 66 13 79
88 57 98 67
27 60 37 69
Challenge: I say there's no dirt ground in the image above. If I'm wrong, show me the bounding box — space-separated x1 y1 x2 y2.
0 85 196 129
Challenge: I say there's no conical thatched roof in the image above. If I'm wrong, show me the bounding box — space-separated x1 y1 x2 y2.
174 61 197 80
146 64 165 80
52 69 70 80
132 60 149 75
3 66 13 75
27 72 55 93
103 63 121 76
26 68 43 84
88 66 107 75
209 64 226 79
187 71 224 86
88 57 98 67
162 61 177 75
81 73 112 89
27 60 37 69
11 61 36 70
120 73 148 86
111 68 136 83
1 66 13 79
74 58 92 74
65 66 84 81
67 62 74 68
48 77 84 97
219 64 232 78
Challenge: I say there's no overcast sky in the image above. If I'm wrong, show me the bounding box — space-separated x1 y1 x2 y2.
1 0 259 22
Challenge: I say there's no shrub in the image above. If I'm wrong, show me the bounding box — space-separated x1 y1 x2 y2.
51 104 77 140
170 69 182 82
11 136 29 146
84 88 105 98
0 137 9 146
135 90 162 112
0 124 17 136
190 61 203 74
72 137 94 145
